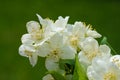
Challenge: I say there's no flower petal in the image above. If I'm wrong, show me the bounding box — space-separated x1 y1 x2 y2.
21 34 34 45
45 57 59 71
86 29 102 38
99 44 111 56
19 45 35 57
36 43 51 57
87 66 102 80
36 14 53 29
60 46 76 59
80 37 99 54
49 33 63 48
26 21 40 33
53 16 69 32
42 74 54 80
78 51 91 68
29 53 38 67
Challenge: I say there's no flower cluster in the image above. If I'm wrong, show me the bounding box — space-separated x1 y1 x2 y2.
19 14 120 80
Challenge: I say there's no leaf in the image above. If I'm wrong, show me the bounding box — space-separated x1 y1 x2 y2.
101 36 117 55
47 71 67 80
101 36 107 45
72 55 88 80
59 59 75 70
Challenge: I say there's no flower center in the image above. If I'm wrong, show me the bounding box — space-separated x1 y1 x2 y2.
111 57 120 69
84 52 97 61
25 50 33 57
104 72 116 80
31 29 43 40
70 35 78 47
49 48 60 61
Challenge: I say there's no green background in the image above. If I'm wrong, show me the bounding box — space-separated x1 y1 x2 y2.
0 0 120 80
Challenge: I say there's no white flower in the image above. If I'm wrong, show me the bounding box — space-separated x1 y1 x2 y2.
87 55 120 80
26 21 44 41
78 37 111 67
19 45 38 66
26 20 54 43
19 15 69 67
37 33 76 72
65 22 86 50
19 21 44 66
64 22 101 51
42 74 55 80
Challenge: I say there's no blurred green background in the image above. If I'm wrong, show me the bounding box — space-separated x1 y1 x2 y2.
0 0 120 80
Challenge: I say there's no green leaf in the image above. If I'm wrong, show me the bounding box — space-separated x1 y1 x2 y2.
101 36 117 55
72 55 88 80
59 59 75 70
101 36 107 45
47 71 67 80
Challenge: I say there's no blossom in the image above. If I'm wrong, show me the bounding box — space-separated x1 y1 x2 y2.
19 15 70 67
64 22 101 51
36 33 76 72
78 37 111 67
87 55 120 80
19 14 113 80
19 21 43 66
42 74 55 80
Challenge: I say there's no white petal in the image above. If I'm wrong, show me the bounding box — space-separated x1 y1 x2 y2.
49 33 63 48
19 45 35 57
80 37 99 54
36 14 53 29
53 16 69 31
21 34 34 44
29 53 38 67
60 46 76 59
78 51 91 68
72 22 86 39
91 57 108 76
36 43 51 57
87 66 102 80
55 16 69 27
26 21 40 33
86 29 102 38
73 22 86 34
36 14 43 23
99 44 111 56
45 57 59 71
66 24 73 33
42 74 54 80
